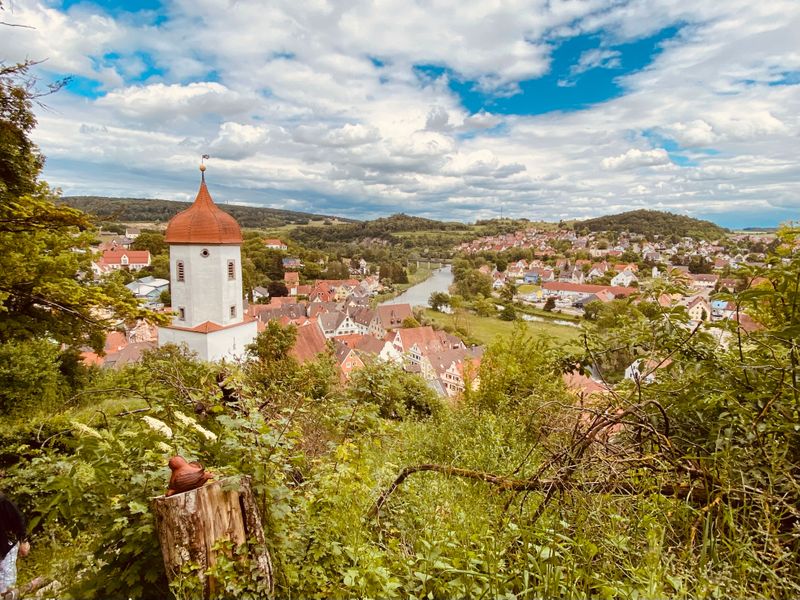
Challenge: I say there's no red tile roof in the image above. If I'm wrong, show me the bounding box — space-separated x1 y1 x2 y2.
165 176 242 244
99 249 151 265
162 316 255 333
290 322 328 363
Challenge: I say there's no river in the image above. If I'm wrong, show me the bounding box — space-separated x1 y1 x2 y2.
380 265 453 308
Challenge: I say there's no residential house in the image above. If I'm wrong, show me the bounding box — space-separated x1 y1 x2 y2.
284 271 300 295
686 296 711 322
542 282 636 302
289 321 329 363
93 249 151 275
264 238 288 251
369 304 414 338
318 310 361 338
282 257 303 269
126 276 169 305
355 335 402 363
610 269 638 287
690 273 719 290
252 286 270 302
333 341 365 381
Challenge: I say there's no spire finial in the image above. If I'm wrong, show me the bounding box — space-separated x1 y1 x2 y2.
200 154 209 180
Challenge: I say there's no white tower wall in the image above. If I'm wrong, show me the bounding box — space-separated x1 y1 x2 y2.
169 244 244 328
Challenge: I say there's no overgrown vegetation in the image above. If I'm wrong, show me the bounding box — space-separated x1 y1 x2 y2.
5 233 800 598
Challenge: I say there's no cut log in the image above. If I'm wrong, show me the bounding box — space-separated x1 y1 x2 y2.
151 475 273 598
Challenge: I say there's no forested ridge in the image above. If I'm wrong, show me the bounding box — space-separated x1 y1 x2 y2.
4 41 800 600
59 196 356 229
579 209 728 240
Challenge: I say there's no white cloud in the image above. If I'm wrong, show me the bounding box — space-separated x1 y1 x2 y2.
572 48 622 75
602 148 671 170
3 0 797 225
96 82 252 121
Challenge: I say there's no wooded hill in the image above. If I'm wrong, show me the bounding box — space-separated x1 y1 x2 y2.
290 213 469 242
578 209 728 240
59 196 356 229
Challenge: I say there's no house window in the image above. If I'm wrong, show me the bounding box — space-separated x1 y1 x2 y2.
178 307 186 320
227 260 235 280
176 261 185 282
230 305 236 319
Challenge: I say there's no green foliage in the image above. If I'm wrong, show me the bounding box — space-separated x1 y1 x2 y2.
473 296 494 317
543 296 556 312
498 303 517 321
0 338 64 416
346 360 441 419
500 280 516 303
323 260 350 280
581 209 727 240
0 61 167 353
60 196 347 229
401 316 420 328
466 323 565 412
452 264 492 299
247 321 297 364
428 291 450 312
130 231 166 256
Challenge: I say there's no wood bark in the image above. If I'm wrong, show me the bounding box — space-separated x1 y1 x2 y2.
151 475 273 598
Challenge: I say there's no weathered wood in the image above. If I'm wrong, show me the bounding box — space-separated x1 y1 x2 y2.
151 475 273 598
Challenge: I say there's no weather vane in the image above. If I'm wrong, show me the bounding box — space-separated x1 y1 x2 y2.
200 154 210 178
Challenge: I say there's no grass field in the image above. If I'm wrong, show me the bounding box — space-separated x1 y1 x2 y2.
422 308 581 347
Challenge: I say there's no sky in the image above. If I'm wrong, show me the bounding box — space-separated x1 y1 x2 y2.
1 0 799 228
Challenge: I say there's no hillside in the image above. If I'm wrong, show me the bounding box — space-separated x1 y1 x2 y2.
59 196 356 229
288 212 471 252
579 209 728 240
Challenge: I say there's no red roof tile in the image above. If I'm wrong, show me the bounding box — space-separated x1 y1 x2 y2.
165 176 242 244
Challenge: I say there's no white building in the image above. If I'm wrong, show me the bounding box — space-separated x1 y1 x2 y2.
157 166 258 361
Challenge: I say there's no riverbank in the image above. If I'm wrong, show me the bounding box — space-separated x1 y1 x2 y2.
377 265 453 307
371 266 435 305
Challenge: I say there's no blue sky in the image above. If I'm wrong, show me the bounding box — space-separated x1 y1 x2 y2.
2 0 798 227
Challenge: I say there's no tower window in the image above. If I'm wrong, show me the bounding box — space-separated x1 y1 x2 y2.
201 248 210 258
176 261 185 282
178 307 186 320
227 260 235 280
230 305 236 318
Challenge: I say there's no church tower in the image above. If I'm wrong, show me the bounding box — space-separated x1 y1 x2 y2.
157 164 257 361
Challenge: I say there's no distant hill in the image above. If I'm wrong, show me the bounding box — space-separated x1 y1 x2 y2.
289 212 469 244
59 196 356 229
579 210 728 240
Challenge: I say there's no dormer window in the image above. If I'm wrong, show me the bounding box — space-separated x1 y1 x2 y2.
120 254 129 265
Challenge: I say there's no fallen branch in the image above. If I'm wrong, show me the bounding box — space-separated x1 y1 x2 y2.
0 576 52 600
369 463 707 518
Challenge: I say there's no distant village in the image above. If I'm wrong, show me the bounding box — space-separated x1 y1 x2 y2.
78 181 780 402
459 226 774 326
80 192 482 399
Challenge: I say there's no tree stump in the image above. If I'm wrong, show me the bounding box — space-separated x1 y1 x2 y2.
151 475 273 598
